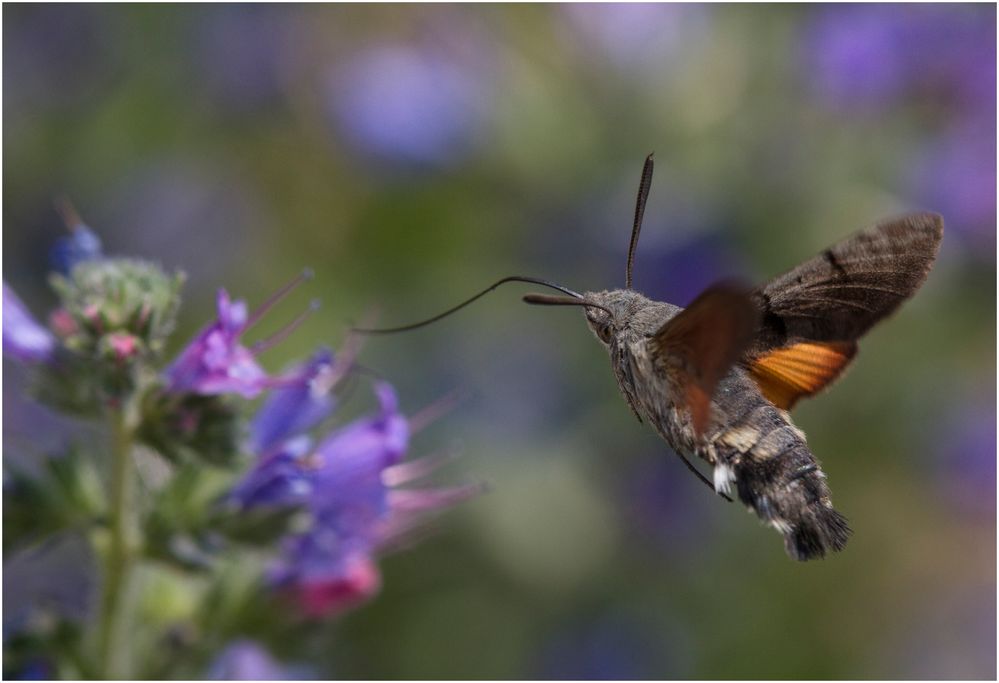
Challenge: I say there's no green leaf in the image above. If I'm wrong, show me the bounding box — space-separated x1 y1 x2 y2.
211 505 305 547
3 449 106 551
137 388 243 468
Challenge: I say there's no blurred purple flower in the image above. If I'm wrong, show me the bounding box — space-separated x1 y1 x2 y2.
250 348 337 455
907 119 996 253
9 658 55 680
638 232 747 307
228 435 316 509
326 46 490 167
234 381 480 618
807 6 913 107
274 537 383 620
165 289 268 398
806 5 996 111
49 225 102 275
935 393 996 519
267 382 407 616
562 3 709 72
3 283 55 363
208 640 309 680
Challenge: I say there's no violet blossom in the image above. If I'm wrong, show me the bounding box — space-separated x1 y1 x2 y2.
806 5 994 111
3 283 56 363
165 271 316 399
250 348 337 455
50 222 102 275
208 639 309 680
233 381 481 618
165 288 268 398
326 45 490 168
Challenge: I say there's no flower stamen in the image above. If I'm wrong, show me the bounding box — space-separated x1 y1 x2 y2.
252 299 321 354
244 268 314 331
407 388 469 434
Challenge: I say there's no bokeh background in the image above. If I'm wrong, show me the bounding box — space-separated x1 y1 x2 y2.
3 3 995 679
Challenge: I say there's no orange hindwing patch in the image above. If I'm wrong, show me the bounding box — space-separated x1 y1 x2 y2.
748 341 857 410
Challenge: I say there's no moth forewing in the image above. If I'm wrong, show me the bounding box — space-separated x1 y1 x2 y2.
647 283 760 438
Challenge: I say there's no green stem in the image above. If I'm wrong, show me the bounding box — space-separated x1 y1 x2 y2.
97 407 136 679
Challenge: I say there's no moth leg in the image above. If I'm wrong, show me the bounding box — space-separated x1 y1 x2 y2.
672 449 733 502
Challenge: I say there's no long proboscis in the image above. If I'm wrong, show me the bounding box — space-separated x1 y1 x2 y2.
352 276 583 334
521 293 613 317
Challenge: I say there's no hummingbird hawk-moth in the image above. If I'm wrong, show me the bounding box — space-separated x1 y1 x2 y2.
358 155 943 561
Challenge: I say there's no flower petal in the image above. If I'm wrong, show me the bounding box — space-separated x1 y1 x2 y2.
250 348 336 454
164 289 268 398
3 283 55 363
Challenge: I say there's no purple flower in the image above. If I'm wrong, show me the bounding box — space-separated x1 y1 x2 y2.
266 382 407 614
806 6 913 108
49 222 102 275
3 283 56 363
10 658 55 680
935 392 996 520
639 231 748 307
273 538 383 620
228 436 316 509
208 639 309 680
234 381 481 618
806 5 995 111
250 348 337 455
326 45 490 167
165 289 268 398
907 118 996 253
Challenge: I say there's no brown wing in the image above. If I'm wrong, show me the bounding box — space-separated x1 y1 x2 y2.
746 212 943 407
649 283 760 437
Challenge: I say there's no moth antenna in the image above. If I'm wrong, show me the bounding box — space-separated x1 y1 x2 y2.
353 276 583 334
626 153 655 290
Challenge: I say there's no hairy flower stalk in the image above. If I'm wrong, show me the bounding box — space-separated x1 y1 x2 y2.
96 400 139 679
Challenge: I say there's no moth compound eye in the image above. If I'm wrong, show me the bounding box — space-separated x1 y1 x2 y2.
597 322 613 344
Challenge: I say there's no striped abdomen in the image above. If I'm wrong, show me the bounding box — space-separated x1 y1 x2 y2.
706 369 851 560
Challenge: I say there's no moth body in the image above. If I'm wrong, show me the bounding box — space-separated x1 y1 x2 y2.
583 289 851 560
364 154 942 562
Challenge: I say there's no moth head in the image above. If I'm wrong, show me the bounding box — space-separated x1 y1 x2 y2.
583 299 615 344
581 289 655 346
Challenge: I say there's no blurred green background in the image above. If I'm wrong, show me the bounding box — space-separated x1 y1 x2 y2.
4 3 995 679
